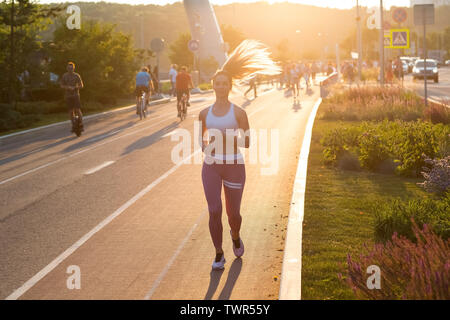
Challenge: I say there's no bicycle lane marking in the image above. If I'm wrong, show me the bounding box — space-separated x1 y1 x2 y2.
5 91 279 300
0 103 209 186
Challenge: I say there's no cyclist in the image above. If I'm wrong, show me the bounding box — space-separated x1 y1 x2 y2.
135 67 153 114
198 40 280 270
60 62 84 133
175 66 194 117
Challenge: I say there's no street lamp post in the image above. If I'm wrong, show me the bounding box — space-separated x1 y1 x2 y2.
356 0 362 83
379 0 385 86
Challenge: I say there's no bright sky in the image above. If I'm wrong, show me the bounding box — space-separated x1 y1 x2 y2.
37 0 412 10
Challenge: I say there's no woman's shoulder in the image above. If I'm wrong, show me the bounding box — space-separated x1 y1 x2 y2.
199 106 211 119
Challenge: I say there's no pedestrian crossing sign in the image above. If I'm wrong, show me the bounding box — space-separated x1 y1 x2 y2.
388 29 410 49
384 34 392 48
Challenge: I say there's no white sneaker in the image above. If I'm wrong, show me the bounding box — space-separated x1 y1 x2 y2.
230 230 244 257
212 253 226 270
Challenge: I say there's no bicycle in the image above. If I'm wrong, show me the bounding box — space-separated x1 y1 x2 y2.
178 93 187 121
137 90 147 120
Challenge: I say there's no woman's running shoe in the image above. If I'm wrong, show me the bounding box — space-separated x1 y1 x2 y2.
212 252 226 270
230 230 244 257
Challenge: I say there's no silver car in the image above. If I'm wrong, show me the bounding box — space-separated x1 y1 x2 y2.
412 59 439 83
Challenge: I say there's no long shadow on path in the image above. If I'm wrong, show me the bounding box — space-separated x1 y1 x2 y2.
204 258 243 300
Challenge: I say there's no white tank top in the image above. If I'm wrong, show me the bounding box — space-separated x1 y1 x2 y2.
205 103 239 132
205 103 242 161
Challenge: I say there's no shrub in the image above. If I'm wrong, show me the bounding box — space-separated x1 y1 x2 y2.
319 87 425 122
321 125 362 165
372 195 450 243
29 87 64 102
0 104 42 132
15 101 64 115
423 103 450 125
418 156 450 195
388 121 445 176
357 129 390 171
198 82 212 91
320 121 450 177
361 67 379 82
340 221 449 299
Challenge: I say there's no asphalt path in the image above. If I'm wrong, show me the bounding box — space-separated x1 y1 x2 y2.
1 82 321 300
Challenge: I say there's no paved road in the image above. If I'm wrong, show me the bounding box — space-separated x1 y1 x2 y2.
403 66 450 104
0 83 320 300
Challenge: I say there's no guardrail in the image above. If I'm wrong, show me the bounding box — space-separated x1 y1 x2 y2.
319 72 338 98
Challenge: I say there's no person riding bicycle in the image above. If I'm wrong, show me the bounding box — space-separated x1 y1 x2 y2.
135 67 153 114
60 62 84 133
175 66 194 117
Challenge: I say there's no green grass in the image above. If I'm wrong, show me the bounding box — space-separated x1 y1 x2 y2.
0 98 135 137
301 119 429 300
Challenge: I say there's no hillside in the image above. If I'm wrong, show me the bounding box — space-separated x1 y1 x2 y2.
42 2 450 72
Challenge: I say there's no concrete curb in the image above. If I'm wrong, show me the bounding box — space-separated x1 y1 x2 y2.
0 98 170 140
279 98 322 300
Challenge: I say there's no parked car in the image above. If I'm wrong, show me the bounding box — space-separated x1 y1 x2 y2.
445 60 450 66
412 59 439 82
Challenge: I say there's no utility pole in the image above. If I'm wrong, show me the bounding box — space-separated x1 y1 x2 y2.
423 6 428 107
356 0 362 82
379 0 384 86
140 15 144 50
9 0 15 103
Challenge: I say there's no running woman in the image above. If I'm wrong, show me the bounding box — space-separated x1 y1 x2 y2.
198 40 280 270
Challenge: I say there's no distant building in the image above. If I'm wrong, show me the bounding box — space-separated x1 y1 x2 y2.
410 0 450 6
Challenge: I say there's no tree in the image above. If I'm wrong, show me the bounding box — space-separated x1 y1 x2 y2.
221 24 245 53
199 56 219 78
274 38 291 64
0 0 62 103
48 19 140 103
168 32 193 69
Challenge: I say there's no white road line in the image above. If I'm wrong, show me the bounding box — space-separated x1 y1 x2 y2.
0 104 208 186
144 209 207 300
5 88 279 300
161 129 181 138
0 88 274 186
5 150 201 300
84 161 115 175
0 98 170 140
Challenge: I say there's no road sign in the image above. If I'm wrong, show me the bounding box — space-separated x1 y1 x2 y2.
188 39 200 52
150 38 165 53
392 7 407 24
414 4 434 25
384 34 392 48
391 29 410 48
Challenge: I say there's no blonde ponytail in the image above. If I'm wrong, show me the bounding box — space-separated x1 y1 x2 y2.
214 39 281 84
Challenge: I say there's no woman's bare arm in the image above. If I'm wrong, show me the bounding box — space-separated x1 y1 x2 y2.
235 105 250 148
